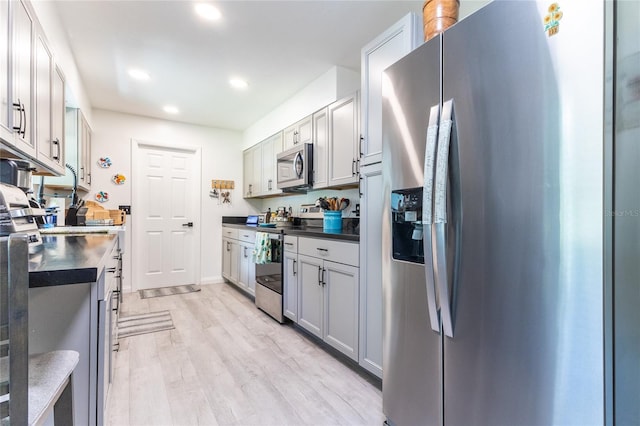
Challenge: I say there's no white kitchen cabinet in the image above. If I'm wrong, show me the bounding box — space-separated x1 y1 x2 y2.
50 65 65 172
239 241 256 295
0 0 11 143
260 131 282 196
34 30 64 175
283 235 298 322
298 253 324 339
360 12 421 166
79 111 92 190
358 162 383 378
222 226 256 296
243 131 282 198
312 107 329 189
283 115 312 151
11 0 36 157
222 237 240 284
243 145 258 197
324 260 359 361
46 107 91 189
328 92 360 187
297 237 360 361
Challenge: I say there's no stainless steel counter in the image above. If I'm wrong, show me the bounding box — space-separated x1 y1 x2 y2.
28 234 117 287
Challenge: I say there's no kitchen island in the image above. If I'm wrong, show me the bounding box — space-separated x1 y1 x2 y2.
28 233 121 426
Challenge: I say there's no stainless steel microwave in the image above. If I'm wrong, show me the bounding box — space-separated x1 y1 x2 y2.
276 143 313 192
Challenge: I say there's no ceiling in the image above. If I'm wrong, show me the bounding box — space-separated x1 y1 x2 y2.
53 0 431 132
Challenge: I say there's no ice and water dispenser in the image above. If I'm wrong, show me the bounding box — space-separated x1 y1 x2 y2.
391 188 425 264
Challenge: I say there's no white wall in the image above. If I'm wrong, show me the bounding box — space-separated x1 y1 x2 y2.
242 66 359 149
90 109 255 291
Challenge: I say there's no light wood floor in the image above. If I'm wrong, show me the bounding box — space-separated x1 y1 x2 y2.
107 282 383 426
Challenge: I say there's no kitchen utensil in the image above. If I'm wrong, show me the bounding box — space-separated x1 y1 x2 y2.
317 198 330 210
339 198 350 211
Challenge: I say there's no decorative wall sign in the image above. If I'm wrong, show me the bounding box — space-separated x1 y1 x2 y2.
98 157 112 168
221 190 232 204
211 179 235 189
544 3 563 37
112 173 126 185
95 191 109 202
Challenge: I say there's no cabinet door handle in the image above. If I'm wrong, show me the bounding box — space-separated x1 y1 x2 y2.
317 265 322 286
268 179 272 191
351 159 356 176
20 103 26 136
12 100 22 132
293 259 297 276
359 135 364 157
80 166 85 179
321 268 326 286
52 138 60 161
87 172 91 184
106 267 117 273
243 246 248 258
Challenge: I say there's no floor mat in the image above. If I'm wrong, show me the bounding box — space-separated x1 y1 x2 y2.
138 284 201 299
117 310 174 338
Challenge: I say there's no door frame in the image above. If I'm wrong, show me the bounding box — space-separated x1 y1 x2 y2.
131 138 202 291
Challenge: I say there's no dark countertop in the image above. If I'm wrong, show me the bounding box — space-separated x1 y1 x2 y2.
221 221 360 242
28 234 117 288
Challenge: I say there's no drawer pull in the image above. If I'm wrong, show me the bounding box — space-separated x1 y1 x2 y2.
106 267 117 273
285 242 294 246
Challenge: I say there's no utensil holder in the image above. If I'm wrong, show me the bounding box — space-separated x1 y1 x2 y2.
323 211 342 233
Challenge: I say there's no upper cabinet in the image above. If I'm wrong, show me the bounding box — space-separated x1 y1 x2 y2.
327 92 360 187
312 107 329 189
243 131 282 198
35 31 64 175
283 115 312 151
0 1 11 143
11 0 36 157
46 107 91 190
360 12 422 166
260 131 282 196
1 0 68 177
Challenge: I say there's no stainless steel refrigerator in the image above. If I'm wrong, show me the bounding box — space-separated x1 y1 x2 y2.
381 1 609 425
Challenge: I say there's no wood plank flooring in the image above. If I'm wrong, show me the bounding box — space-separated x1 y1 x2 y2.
107 283 383 426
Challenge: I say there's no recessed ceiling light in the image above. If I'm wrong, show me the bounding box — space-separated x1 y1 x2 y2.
128 69 150 81
163 105 179 114
195 3 222 21
229 78 248 89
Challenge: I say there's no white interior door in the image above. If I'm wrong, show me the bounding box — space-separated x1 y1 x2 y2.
133 140 201 290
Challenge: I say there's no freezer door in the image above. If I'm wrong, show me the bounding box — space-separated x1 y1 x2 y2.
381 37 442 426
441 1 605 425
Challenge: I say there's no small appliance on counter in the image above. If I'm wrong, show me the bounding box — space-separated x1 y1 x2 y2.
0 183 44 253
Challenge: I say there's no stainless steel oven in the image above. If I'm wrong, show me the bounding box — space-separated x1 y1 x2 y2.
254 232 284 323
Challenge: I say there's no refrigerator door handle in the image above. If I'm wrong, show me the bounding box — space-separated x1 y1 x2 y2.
434 99 455 338
423 104 441 333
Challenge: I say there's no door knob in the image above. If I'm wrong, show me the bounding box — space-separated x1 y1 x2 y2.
182 222 194 227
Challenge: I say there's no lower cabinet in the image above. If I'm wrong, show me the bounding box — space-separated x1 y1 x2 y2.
221 227 256 296
222 237 239 283
239 240 256 295
283 236 298 321
297 237 360 361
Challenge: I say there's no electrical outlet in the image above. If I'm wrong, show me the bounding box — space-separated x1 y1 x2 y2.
119 205 131 215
